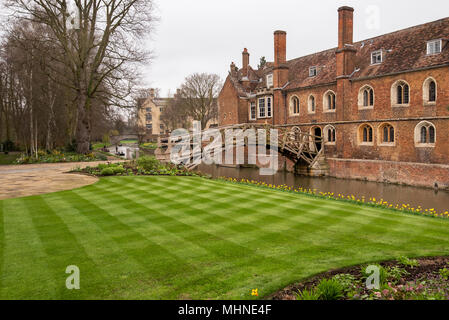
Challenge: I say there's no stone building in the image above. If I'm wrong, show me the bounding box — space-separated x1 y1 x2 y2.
138 89 168 141
218 6 449 189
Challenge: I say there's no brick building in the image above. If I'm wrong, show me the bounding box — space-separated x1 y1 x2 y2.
218 6 449 189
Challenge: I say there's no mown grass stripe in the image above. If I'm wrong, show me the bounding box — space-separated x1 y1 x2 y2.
23 196 106 299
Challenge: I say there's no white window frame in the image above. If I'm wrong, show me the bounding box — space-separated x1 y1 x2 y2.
427 39 442 55
249 102 256 120
266 97 272 118
371 50 383 65
309 66 317 77
266 74 274 88
258 98 266 118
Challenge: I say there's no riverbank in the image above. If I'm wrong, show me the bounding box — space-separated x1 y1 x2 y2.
196 164 449 214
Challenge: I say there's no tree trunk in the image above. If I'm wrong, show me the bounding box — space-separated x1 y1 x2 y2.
75 93 91 154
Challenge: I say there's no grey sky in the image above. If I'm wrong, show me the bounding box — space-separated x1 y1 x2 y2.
144 0 449 96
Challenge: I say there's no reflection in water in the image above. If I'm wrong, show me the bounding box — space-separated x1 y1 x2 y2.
196 164 449 213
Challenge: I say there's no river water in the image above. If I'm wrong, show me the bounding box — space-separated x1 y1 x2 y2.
196 164 449 213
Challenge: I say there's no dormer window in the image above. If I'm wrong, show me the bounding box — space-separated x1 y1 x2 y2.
371 50 383 65
309 66 317 77
266 74 273 88
427 39 442 55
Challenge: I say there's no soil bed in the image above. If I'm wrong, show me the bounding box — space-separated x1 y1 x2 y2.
269 256 449 300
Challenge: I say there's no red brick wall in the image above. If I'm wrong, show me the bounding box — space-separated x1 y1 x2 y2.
327 158 449 189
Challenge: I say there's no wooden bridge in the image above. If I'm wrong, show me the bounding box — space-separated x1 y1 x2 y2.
155 124 327 175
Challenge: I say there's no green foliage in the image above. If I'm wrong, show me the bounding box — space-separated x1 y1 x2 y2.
137 156 161 171
316 279 344 300
439 268 449 280
258 56 267 69
386 266 409 283
397 256 419 268
296 288 320 300
100 168 115 176
332 274 358 293
102 134 111 145
361 264 389 286
15 150 102 164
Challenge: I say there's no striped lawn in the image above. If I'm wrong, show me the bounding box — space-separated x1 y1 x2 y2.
1 176 449 300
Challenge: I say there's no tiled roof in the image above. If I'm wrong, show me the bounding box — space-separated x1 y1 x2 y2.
230 17 449 93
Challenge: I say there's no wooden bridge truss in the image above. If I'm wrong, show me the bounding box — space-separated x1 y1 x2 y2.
156 124 324 171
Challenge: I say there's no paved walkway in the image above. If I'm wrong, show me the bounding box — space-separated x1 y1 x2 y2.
0 161 119 200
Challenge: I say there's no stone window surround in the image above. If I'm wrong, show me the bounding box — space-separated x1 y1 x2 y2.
422 77 437 106
257 96 273 119
391 79 411 108
323 90 336 113
414 121 436 148
289 95 300 116
377 123 396 147
308 94 316 114
358 124 374 146
358 85 375 110
323 124 336 145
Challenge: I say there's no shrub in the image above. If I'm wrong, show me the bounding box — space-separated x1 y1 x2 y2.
100 168 115 176
137 156 161 171
397 256 419 268
113 165 126 175
296 288 320 301
316 279 344 300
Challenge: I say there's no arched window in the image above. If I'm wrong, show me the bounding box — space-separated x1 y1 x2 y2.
423 77 437 104
359 124 374 145
324 125 336 144
308 95 316 113
358 85 374 108
324 91 336 111
379 123 395 145
290 96 300 115
415 121 436 146
392 80 410 106
429 81 436 102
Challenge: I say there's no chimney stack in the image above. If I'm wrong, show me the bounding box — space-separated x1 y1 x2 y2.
274 30 287 66
336 6 356 77
338 6 354 49
242 48 249 71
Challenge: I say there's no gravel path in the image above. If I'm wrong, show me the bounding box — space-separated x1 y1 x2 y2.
0 161 119 200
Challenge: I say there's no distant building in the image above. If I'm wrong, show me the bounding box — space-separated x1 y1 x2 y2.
138 89 168 141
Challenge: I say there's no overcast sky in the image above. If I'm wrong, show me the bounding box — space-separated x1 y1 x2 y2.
145 0 449 96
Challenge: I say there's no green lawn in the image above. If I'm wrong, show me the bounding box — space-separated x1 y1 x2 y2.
0 153 19 165
1 176 449 300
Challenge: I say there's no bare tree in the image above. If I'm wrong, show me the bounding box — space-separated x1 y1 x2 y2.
5 0 156 153
177 73 221 129
160 94 189 132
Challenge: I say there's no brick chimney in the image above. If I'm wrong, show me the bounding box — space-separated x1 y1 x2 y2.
272 30 289 125
273 30 289 89
336 6 356 122
336 6 356 77
242 48 249 71
149 88 155 99
274 31 286 67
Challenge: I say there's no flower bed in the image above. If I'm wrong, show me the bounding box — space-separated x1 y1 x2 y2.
271 256 449 300
15 150 107 164
72 156 200 177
